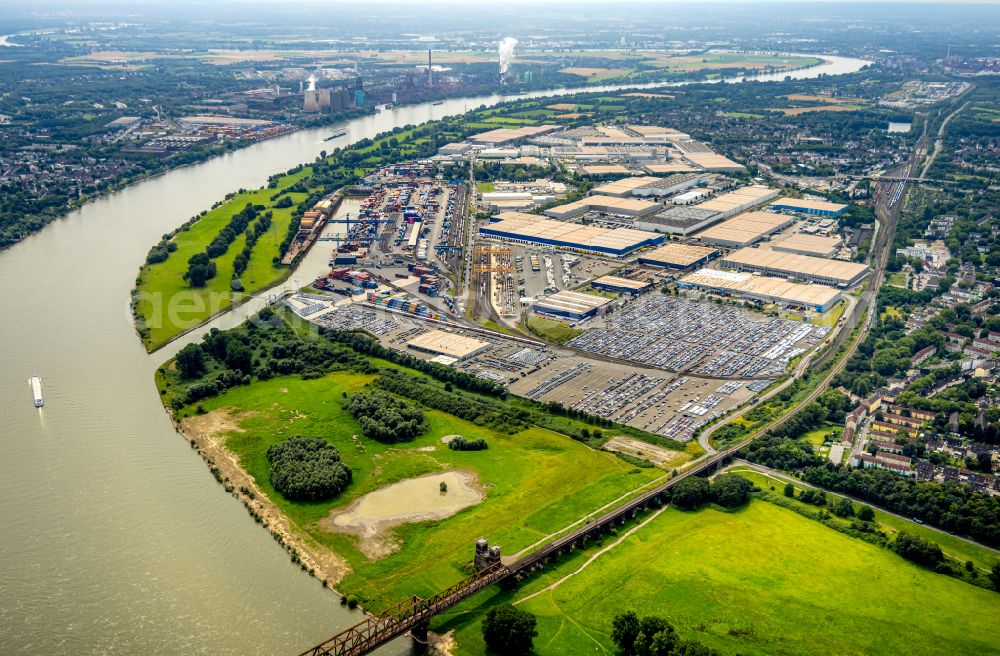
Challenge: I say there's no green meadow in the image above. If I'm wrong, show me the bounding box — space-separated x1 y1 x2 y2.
133 167 312 350
733 468 999 572
440 500 1000 656
180 372 664 610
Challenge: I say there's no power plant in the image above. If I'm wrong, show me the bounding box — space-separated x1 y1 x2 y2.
302 73 360 113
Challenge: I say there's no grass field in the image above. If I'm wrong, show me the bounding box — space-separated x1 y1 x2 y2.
721 111 764 119
483 319 519 336
483 116 539 126
440 500 1000 656
799 423 843 447
811 298 847 327
133 167 312 350
732 469 999 571
642 53 821 73
526 317 583 344
888 272 908 287
559 67 634 82
785 94 864 105
881 305 904 321
181 372 663 610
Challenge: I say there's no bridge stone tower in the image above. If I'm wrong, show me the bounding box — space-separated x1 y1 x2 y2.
474 538 502 571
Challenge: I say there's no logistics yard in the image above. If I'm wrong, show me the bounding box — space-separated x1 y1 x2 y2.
565 294 828 379
511 360 757 443
283 121 868 463
289 295 764 443
308 163 469 318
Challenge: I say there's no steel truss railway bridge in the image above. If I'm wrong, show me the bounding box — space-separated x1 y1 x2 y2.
297 440 753 656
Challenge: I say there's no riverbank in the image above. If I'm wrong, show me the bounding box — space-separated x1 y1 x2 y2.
131 165 315 351
179 406 353 587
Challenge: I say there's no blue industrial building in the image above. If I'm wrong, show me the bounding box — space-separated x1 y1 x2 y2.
769 197 847 217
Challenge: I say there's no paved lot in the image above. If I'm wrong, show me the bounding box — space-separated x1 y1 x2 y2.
567 294 826 378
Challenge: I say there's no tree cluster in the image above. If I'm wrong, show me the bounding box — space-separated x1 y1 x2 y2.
891 532 943 568
744 433 824 471
448 436 488 451
481 603 537 656
671 474 753 511
373 369 530 434
232 211 272 279
168 310 371 408
346 390 425 443
267 436 352 501
183 252 217 287
145 235 178 265
611 612 719 656
175 343 207 379
206 203 262 258
803 464 1000 547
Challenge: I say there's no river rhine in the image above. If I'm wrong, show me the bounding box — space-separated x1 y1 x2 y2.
0 54 869 655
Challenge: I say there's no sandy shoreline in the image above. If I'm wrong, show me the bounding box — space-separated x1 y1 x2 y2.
178 408 352 587
172 407 464 654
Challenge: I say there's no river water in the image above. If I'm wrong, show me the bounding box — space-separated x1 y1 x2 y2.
0 54 869 655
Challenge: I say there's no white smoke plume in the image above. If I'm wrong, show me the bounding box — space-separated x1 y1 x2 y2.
498 37 518 75
307 74 317 92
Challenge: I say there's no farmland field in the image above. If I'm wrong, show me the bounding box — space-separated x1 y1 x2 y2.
731 468 1000 571
559 67 634 82
773 104 864 115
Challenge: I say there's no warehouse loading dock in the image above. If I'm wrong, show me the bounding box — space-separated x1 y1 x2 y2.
544 195 661 220
590 174 701 198
692 185 780 218
643 162 699 174
635 207 722 236
678 268 842 312
468 125 562 146
481 213 664 257
693 211 795 248
591 275 652 294
681 152 745 172
638 243 720 270
771 233 844 258
534 290 614 320
406 329 490 360
770 196 847 217
579 164 633 176
720 247 870 287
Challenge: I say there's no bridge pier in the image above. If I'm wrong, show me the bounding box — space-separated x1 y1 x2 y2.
410 621 429 653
